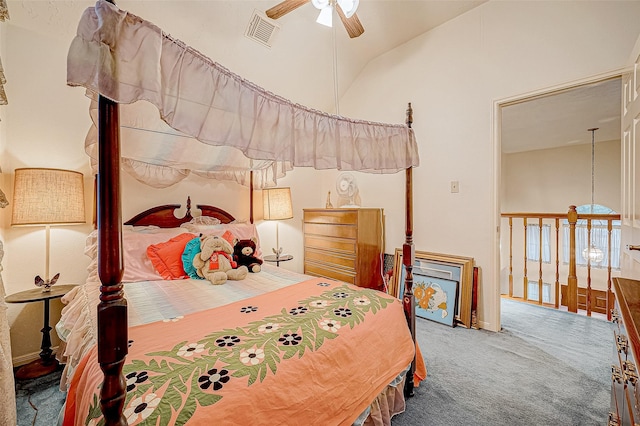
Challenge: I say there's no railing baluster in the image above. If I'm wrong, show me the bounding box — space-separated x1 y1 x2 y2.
607 219 613 321
509 217 513 298
567 206 578 313
523 218 528 301
538 217 543 305
586 218 592 317
554 218 560 309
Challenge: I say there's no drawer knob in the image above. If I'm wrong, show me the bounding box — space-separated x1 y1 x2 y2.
611 308 620 323
608 412 620 426
616 334 629 355
612 365 624 384
623 360 638 386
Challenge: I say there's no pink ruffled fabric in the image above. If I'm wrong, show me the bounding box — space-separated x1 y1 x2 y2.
67 1 418 189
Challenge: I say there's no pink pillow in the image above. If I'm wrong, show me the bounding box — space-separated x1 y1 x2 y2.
122 228 190 282
146 233 197 280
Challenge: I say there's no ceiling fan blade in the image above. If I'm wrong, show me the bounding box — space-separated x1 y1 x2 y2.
266 0 310 20
336 6 364 38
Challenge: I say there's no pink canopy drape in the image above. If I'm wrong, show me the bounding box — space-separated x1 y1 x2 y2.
67 0 419 188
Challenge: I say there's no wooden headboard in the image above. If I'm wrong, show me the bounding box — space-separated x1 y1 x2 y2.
124 196 235 228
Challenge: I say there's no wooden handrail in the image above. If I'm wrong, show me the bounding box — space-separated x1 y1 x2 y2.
502 212 620 220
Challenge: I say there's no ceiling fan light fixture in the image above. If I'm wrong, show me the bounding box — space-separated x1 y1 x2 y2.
311 0 330 10
316 5 333 27
337 0 358 18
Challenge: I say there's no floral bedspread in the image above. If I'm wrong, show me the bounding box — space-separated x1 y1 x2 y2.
63 278 415 426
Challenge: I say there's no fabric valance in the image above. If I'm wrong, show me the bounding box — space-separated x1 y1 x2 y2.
67 0 419 188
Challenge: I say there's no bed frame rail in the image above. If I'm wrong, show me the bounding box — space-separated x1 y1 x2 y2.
123 197 236 228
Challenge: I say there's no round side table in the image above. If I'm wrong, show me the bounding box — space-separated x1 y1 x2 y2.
263 254 293 267
5 284 77 379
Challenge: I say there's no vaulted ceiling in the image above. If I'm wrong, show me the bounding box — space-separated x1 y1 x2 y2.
501 77 622 154
6 0 622 154
7 0 485 110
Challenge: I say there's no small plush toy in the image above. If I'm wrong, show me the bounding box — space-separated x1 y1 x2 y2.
193 235 248 285
233 238 263 273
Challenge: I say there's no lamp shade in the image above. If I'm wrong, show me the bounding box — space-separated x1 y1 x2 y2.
263 187 293 220
11 168 86 226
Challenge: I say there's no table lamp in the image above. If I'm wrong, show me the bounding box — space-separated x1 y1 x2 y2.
262 187 293 258
11 168 86 291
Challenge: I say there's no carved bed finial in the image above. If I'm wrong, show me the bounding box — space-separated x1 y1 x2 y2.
406 102 413 128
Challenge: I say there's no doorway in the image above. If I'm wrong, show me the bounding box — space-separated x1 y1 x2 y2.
494 73 623 327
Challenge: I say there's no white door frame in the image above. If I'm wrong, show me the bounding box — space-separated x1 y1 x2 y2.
491 69 626 330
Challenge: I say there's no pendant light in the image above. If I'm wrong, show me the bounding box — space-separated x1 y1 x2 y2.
581 127 604 264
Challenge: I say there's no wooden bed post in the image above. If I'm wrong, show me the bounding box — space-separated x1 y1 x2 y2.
250 170 254 224
403 102 416 398
97 2 128 423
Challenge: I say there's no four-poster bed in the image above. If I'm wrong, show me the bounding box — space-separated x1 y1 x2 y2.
62 0 420 424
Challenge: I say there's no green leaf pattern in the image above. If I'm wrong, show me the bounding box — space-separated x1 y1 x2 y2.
85 283 393 425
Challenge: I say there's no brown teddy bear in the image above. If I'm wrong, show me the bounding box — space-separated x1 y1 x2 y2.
233 237 263 273
193 235 248 285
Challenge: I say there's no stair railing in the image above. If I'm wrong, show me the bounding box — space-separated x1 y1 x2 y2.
501 205 620 319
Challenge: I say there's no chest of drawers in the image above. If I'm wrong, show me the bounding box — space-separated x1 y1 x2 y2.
610 277 640 425
303 208 384 290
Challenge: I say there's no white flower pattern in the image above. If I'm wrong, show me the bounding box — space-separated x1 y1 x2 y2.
240 348 265 366
354 297 370 306
177 343 205 357
258 322 280 333
320 319 341 332
123 393 160 424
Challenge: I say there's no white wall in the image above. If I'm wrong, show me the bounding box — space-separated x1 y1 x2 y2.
338 1 640 331
1 19 7 242
504 139 621 213
1 23 94 362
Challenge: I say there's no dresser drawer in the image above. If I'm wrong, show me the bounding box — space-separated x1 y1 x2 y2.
304 223 357 239
305 248 356 270
304 261 356 285
304 235 356 254
304 210 359 225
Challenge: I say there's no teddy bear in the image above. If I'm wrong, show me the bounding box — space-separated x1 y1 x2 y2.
233 237 263 273
193 235 248 285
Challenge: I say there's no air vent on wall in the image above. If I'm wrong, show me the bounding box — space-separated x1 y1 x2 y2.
245 10 280 48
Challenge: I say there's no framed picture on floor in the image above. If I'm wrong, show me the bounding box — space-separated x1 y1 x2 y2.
396 265 459 327
392 249 475 328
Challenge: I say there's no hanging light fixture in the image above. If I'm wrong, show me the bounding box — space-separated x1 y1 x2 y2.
316 4 333 27
581 127 604 264
312 0 359 27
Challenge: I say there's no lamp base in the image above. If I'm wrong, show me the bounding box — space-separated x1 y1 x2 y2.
14 357 59 380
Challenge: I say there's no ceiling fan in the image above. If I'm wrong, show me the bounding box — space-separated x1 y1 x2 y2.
265 0 365 39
